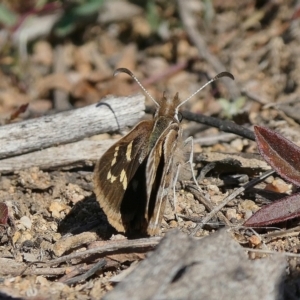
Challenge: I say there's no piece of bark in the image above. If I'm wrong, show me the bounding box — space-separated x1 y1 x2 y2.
0 94 145 160
104 230 286 300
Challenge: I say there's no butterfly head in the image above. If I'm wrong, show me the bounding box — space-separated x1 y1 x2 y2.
154 92 181 123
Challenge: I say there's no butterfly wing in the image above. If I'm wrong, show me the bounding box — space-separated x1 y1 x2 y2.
94 120 153 233
145 123 180 235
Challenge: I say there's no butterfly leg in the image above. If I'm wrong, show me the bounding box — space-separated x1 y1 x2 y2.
183 136 213 203
170 162 181 221
183 136 202 191
169 137 204 223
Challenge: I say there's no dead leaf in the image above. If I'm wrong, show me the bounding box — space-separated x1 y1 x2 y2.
254 126 300 186
244 192 300 226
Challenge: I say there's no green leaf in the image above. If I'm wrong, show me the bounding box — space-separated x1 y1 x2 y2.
217 97 246 119
0 4 18 27
73 0 105 17
146 0 160 32
54 13 78 37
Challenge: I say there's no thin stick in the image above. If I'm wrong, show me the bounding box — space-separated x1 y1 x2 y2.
191 170 275 235
245 247 300 258
181 110 255 141
63 259 107 286
185 184 232 228
43 237 161 266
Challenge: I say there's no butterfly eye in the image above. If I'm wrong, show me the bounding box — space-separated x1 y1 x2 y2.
177 112 183 122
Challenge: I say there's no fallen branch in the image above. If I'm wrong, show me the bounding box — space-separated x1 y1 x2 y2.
0 94 145 160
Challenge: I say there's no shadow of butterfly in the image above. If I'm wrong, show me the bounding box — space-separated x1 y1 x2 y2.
94 68 234 236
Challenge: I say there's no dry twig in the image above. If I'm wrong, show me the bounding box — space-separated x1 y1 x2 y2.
191 170 275 235
44 237 160 266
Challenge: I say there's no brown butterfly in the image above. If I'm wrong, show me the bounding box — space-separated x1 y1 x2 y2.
94 68 234 235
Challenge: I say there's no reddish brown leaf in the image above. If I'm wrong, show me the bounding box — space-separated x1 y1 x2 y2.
254 126 300 186
0 202 8 225
244 193 300 226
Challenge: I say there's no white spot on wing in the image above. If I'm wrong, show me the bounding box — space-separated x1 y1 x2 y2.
111 146 120 166
120 169 127 189
126 141 133 161
107 171 117 183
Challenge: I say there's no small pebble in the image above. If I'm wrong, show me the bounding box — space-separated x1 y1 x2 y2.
19 216 32 230
226 208 238 220
249 235 261 247
265 178 292 194
239 200 259 212
169 220 177 228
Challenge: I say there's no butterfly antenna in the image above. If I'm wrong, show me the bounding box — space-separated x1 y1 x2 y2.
175 71 234 114
114 68 159 107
